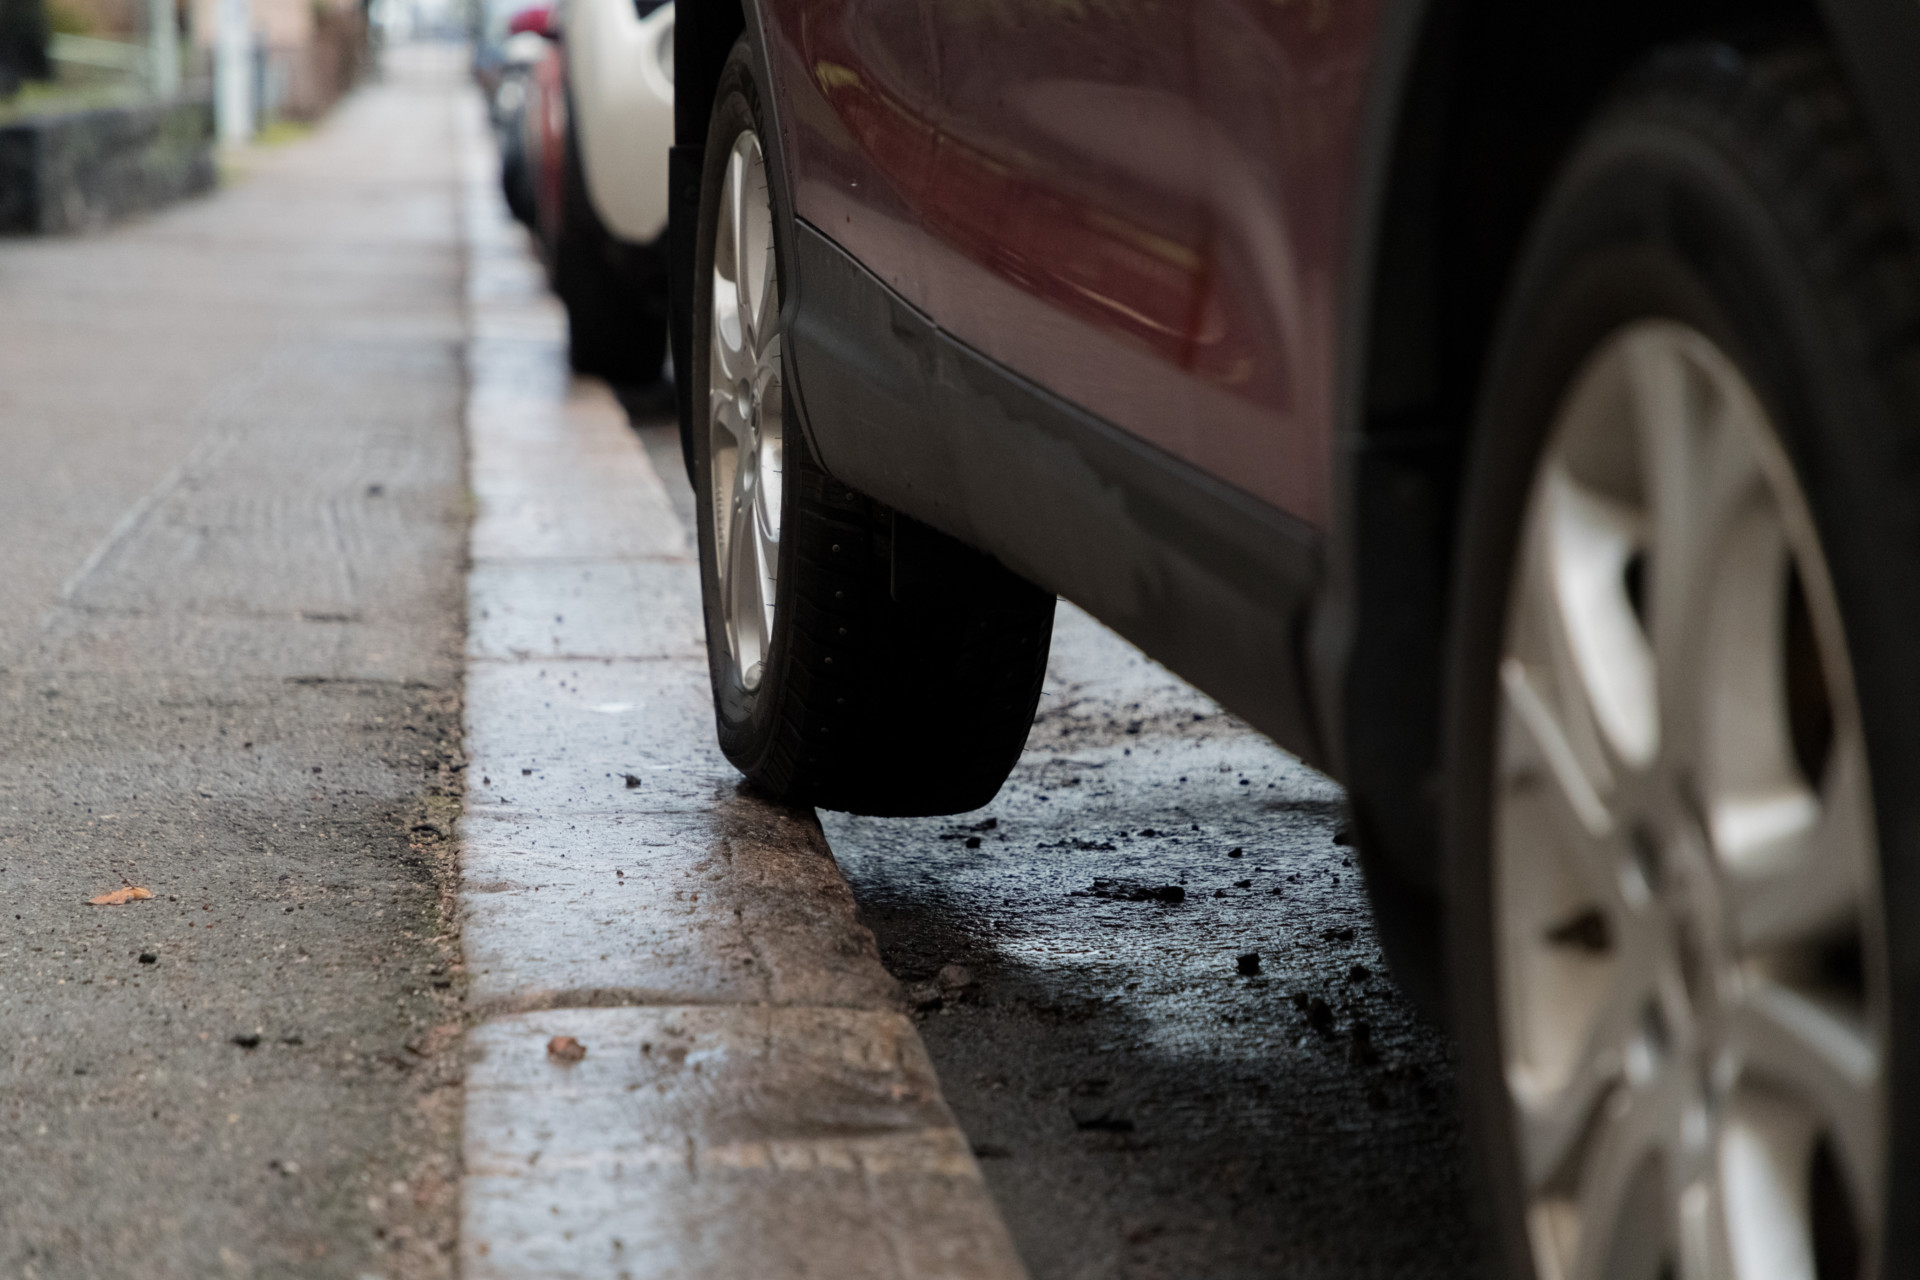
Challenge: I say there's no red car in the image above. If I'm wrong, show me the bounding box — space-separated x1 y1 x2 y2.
668 2 1920 1273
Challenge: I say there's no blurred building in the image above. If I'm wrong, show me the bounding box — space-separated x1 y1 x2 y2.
185 0 365 121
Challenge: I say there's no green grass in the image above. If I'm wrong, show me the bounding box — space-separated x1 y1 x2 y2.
0 78 148 124
254 119 315 147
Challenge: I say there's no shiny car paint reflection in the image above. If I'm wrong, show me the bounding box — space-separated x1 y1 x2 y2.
759 0 1379 528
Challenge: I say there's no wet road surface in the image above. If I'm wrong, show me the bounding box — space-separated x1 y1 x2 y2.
822 609 1487 1279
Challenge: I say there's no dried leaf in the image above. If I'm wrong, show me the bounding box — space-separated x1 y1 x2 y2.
546 1035 586 1064
87 887 153 906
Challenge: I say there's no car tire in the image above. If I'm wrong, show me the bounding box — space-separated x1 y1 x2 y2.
1444 39 1920 1279
690 39 1056 817
551 88 668 387
498 92 537 229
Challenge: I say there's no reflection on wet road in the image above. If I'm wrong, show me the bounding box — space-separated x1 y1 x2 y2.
823 605 1485 1279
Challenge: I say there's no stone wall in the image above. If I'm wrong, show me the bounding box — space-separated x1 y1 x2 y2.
0 93 213 232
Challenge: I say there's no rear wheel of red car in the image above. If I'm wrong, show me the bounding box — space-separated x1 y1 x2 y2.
1445 40 1920 1280
689 41 1056 817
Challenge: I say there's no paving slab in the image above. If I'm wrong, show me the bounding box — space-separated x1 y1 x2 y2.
463 1007 1023 1280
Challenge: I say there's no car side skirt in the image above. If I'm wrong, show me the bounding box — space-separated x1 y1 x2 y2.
783 219 1329 769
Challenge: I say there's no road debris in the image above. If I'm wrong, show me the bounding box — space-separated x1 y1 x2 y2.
1348 1021 1379 1066
546 1035 587 1064
86 886 153 905
1085 879 1185 904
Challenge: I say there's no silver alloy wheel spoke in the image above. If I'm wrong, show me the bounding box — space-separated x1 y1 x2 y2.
1563 1065 1695 1280
1496 321 1885 1279
1513 946 1658 1190
708 129 782 693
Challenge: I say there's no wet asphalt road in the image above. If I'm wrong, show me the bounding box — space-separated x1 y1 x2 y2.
821 607 1487 1279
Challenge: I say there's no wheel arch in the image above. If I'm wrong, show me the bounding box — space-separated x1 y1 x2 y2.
670 0 749 472
1327 0 1920 1020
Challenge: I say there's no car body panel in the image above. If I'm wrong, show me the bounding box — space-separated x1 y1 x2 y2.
568 0 676 243
759 0 1379 530
786 221 1327 764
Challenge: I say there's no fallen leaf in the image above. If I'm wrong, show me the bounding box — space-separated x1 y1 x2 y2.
546 1035 586 1064
87 887 153 906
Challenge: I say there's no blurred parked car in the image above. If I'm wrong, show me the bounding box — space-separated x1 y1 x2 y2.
509 0 672 387
670 1 1920 1275
491 7 551 227
471 0 547 108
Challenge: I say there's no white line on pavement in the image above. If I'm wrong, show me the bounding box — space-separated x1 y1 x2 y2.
454 97 1027 1279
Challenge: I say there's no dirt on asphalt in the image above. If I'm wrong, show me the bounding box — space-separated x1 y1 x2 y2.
822 606 1488 1280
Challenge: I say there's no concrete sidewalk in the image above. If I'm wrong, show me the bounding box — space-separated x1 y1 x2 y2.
0 45 471 1279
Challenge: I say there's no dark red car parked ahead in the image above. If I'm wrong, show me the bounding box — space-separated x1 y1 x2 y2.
666 1 1920 1272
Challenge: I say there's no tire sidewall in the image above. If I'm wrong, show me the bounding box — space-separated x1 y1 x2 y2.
690 41 803 771
1445 76 1920 1278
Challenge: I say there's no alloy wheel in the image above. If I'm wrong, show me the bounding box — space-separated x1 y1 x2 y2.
707 128 783 692
1495 320 1885 1280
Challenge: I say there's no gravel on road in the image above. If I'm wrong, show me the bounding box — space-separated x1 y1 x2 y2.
823 607 1487 1280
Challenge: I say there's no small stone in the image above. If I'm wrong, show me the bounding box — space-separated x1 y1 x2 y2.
233 1034 262 1050
546 1035 587 1064
622 773 642 788
1227 847 1243 858
137 953 157 964
937 964 976 992
1235 952 1261 976
1348 1020 1379 1066
964 836 982 849
1349 963 1372 983
1234 879 1251 889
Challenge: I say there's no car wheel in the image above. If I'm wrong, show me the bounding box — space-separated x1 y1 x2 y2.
551 89 668 387
690 39 1056 817
1445 40 1920 1279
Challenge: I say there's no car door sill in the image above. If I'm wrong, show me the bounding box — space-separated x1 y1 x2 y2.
784 218 1328 768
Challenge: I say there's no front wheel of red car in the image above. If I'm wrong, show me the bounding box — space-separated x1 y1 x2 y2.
1445 40 1920 1280
688 40 1056 817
